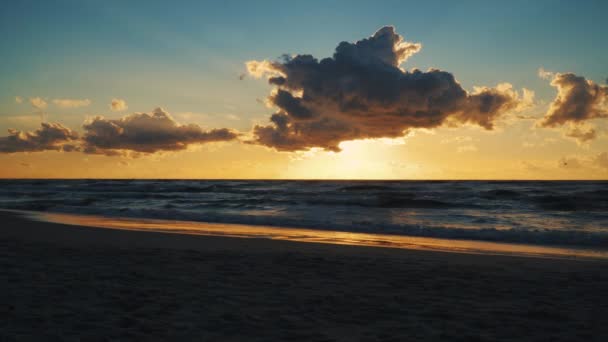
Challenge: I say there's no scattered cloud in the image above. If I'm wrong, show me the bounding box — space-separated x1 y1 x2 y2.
15 96 23 104
110 98 128 112
29 97 48 110
247 26 530 151
537 67 555 80
539 72 608 128
564 126 597 145
52 98 91 108
0 122 79 153
82 107 239 156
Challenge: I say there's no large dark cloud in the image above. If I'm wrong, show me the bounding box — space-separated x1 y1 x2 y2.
0 122 79 153
82 108 239 155
247 26 527 151
540 72 608 127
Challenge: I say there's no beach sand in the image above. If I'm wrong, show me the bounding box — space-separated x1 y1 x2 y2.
1 211 607 341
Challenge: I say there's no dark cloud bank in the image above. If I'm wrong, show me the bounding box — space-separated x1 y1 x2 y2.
247 26 529 151
537 72 608 144
540 73 608 127
0 122 79 153
82 108 239 156
0 108 238 156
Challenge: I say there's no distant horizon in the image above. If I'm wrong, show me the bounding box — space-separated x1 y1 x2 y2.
1 178 606 181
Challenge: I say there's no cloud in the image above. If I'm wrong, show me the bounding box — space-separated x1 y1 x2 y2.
82 107 239 155
29 97 47 110
564 126 597 144
540 72 608 128
246 26 529 151
537 67 555 80
110 98 128 112
15 96 23 104
52 98 91 108
0 122 79 153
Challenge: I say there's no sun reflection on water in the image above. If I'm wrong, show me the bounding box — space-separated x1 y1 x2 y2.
32 211 608 260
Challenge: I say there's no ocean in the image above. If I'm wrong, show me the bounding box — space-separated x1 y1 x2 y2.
1 179 607 250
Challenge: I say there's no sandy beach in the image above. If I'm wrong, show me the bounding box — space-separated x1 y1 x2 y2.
2 210 607 341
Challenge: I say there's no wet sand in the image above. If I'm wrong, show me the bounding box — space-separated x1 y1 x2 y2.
1 211 607 341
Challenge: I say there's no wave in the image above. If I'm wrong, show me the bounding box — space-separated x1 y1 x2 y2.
1 180 607 249
10 205 607 248
532 194 608 211
338 184 395 192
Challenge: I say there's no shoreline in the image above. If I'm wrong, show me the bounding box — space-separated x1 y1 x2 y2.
8 209 608 260
2 210 608 340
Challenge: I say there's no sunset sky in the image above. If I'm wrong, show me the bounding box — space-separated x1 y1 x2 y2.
1 0 607 179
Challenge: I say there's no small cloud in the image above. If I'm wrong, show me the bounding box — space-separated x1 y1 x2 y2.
539 72 608 130
15 96 23 104
225 114 240 121
537 67 555 80
19 162 31 168
564 126 597 145
29 97 47 110
110 98 128 112
52 98 91 108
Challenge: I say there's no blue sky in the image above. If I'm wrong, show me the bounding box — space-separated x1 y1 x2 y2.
2 0 606 123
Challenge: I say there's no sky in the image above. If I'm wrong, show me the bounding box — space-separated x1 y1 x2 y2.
0 0 607 179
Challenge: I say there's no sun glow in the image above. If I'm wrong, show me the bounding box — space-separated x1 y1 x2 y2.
284 138 419 179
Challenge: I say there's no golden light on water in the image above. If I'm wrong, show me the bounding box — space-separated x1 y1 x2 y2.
33 211 608 260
